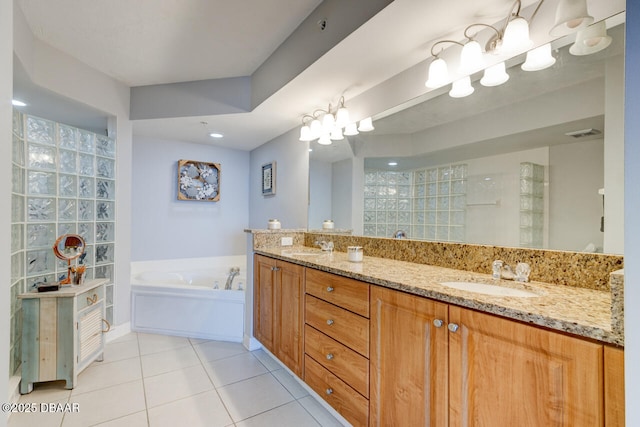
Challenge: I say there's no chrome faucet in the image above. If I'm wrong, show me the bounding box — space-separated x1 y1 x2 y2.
224 267 240 290
492 260 531 282
315 240 334 252
393 229 407 239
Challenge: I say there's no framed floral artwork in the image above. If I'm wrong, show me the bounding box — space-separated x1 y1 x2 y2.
262 161 276 196
177 159 221 201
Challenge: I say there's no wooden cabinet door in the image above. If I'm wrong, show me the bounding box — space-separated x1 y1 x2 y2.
370 286 449 427
274 260 304 376
253 254 276 352
448 306 604 427
604 345 625 427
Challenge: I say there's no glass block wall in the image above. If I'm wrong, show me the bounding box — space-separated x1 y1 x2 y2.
519 162 545 248
364 164 467 241
10 111 116 375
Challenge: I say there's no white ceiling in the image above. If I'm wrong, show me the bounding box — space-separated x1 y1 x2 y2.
17 0 324 86
15 0 622 152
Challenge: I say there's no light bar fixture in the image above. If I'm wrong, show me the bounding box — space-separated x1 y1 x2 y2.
423 0 610 100
299 96 374 144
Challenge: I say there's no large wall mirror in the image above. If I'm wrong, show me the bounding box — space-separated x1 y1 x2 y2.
309 13 625 255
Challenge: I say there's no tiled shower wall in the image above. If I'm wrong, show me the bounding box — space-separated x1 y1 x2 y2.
10 111 116 375
364 164 467 241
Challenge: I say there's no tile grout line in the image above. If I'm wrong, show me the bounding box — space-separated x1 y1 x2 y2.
189 336 237 425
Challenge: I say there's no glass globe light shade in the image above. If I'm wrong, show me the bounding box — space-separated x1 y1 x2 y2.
358 117 375 132
550 0 594 37
299 125 313 141
459 40 485 75
480 62 509 87
522 43 556 71
343 123 359 136
449 76 474 98
425 57 449 89
317 134 332 145
502 17 533 54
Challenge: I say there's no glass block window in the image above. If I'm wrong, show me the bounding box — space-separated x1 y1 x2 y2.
364 163 467 241
10 111 116 376
520 162 545 248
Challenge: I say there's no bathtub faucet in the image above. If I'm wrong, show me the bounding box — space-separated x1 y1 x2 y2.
225 267 240 290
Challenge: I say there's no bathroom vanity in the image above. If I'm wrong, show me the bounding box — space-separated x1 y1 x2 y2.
19 278 108 394
252 248 624 427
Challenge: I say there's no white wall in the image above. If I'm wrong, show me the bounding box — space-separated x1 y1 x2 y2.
465 148 549 248
604 54 625 254
549 139 604 252
1 0 12 422
331 159 354 230
131 136 249 260
12 6 133 326
308 159 332 229
625 3 640 424
249 128 309 229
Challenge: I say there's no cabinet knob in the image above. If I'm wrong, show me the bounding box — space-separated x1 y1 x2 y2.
447 323 460 333
326 286 334 292
326 353 334 360
326 388 333 395
433 319 444 328
326 319 334 326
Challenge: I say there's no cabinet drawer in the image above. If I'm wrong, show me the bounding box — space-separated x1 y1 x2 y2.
77 286 104 312
305 295 369 357
305 268 369 318
305 325 369 398
304 355 369 427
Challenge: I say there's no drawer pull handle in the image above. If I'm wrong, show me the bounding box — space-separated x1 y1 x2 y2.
326 353 334 360
87 294 98 305
102 318 111 333
448 323 460 333
326 388 333 395
326 319 334 326
433 319 444 328
326 286 334 292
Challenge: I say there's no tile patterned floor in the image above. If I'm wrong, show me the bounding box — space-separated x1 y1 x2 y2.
9 333 346 427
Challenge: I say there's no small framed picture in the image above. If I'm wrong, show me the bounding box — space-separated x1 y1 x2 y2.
177 159 221 201
262 161 276 196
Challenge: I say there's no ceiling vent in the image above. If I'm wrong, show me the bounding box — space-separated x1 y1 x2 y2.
565 128 602 138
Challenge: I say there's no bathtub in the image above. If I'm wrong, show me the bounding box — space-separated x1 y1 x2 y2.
131 257 246 342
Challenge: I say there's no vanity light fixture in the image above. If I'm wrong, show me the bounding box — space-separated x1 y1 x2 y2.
549 0 593 37
298 96 374 144
569 21 612 56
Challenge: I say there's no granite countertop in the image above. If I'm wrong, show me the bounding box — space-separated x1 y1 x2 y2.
256 246 621 346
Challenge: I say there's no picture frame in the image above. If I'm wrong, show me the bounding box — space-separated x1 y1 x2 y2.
177 159 221 201
262 161 276 196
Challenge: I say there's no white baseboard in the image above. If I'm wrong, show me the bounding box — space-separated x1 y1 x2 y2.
105 321 131 343
243 334 263 351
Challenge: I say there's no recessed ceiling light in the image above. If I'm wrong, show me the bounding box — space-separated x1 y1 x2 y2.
388 161 398 166
12 99 27 107
308 148 313 152
209 132 223 138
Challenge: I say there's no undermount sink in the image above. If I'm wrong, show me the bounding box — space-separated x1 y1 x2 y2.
439 281 539 298
283 250 324 256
